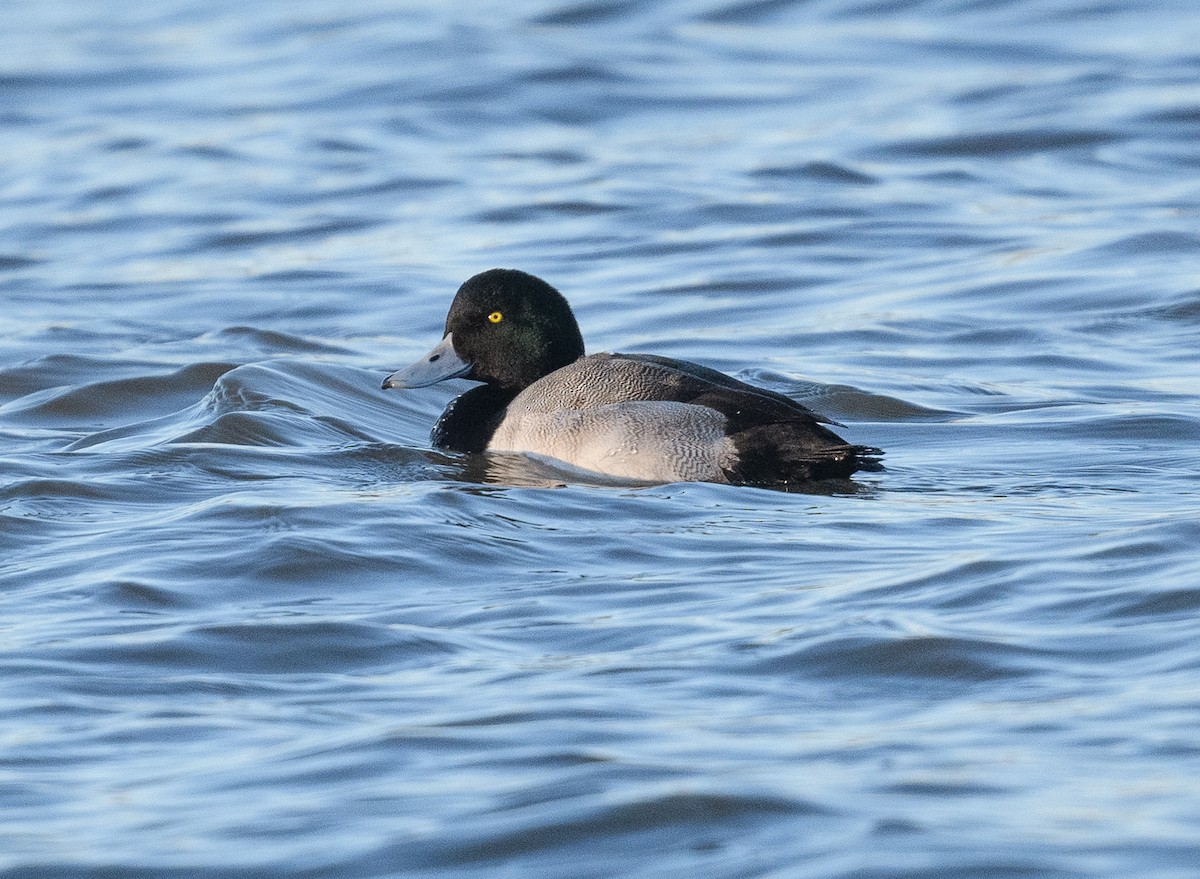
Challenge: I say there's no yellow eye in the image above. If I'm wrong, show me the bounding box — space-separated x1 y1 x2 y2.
487 311 503 324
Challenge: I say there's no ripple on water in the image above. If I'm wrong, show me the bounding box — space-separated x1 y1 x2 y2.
42 618 475 676
437 791 825 865
1 362 238 428
745 631 1044 688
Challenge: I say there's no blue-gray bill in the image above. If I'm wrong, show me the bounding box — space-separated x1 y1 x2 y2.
382 333 471 389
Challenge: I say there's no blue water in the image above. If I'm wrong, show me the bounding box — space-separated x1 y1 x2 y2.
3 0 1200 876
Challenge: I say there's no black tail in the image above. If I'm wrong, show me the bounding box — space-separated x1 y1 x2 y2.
725 421 883 486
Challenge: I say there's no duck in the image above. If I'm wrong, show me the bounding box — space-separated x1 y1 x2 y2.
382 269 880 487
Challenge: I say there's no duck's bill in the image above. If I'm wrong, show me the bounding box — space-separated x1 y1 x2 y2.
382 333 472 389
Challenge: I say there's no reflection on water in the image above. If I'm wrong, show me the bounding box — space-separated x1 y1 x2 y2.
3 0 1200 877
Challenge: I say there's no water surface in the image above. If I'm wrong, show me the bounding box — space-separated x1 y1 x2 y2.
2 0 1200 877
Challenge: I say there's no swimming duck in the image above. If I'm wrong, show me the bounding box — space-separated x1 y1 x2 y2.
382 269 880 486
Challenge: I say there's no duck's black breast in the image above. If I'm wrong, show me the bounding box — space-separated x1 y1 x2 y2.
431 384 516 453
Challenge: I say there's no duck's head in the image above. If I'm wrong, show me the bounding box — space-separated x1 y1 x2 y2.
382 269 585 393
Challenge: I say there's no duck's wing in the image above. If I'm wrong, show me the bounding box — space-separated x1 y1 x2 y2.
497 353 881 485
608 353 839 427
609 354 883 484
